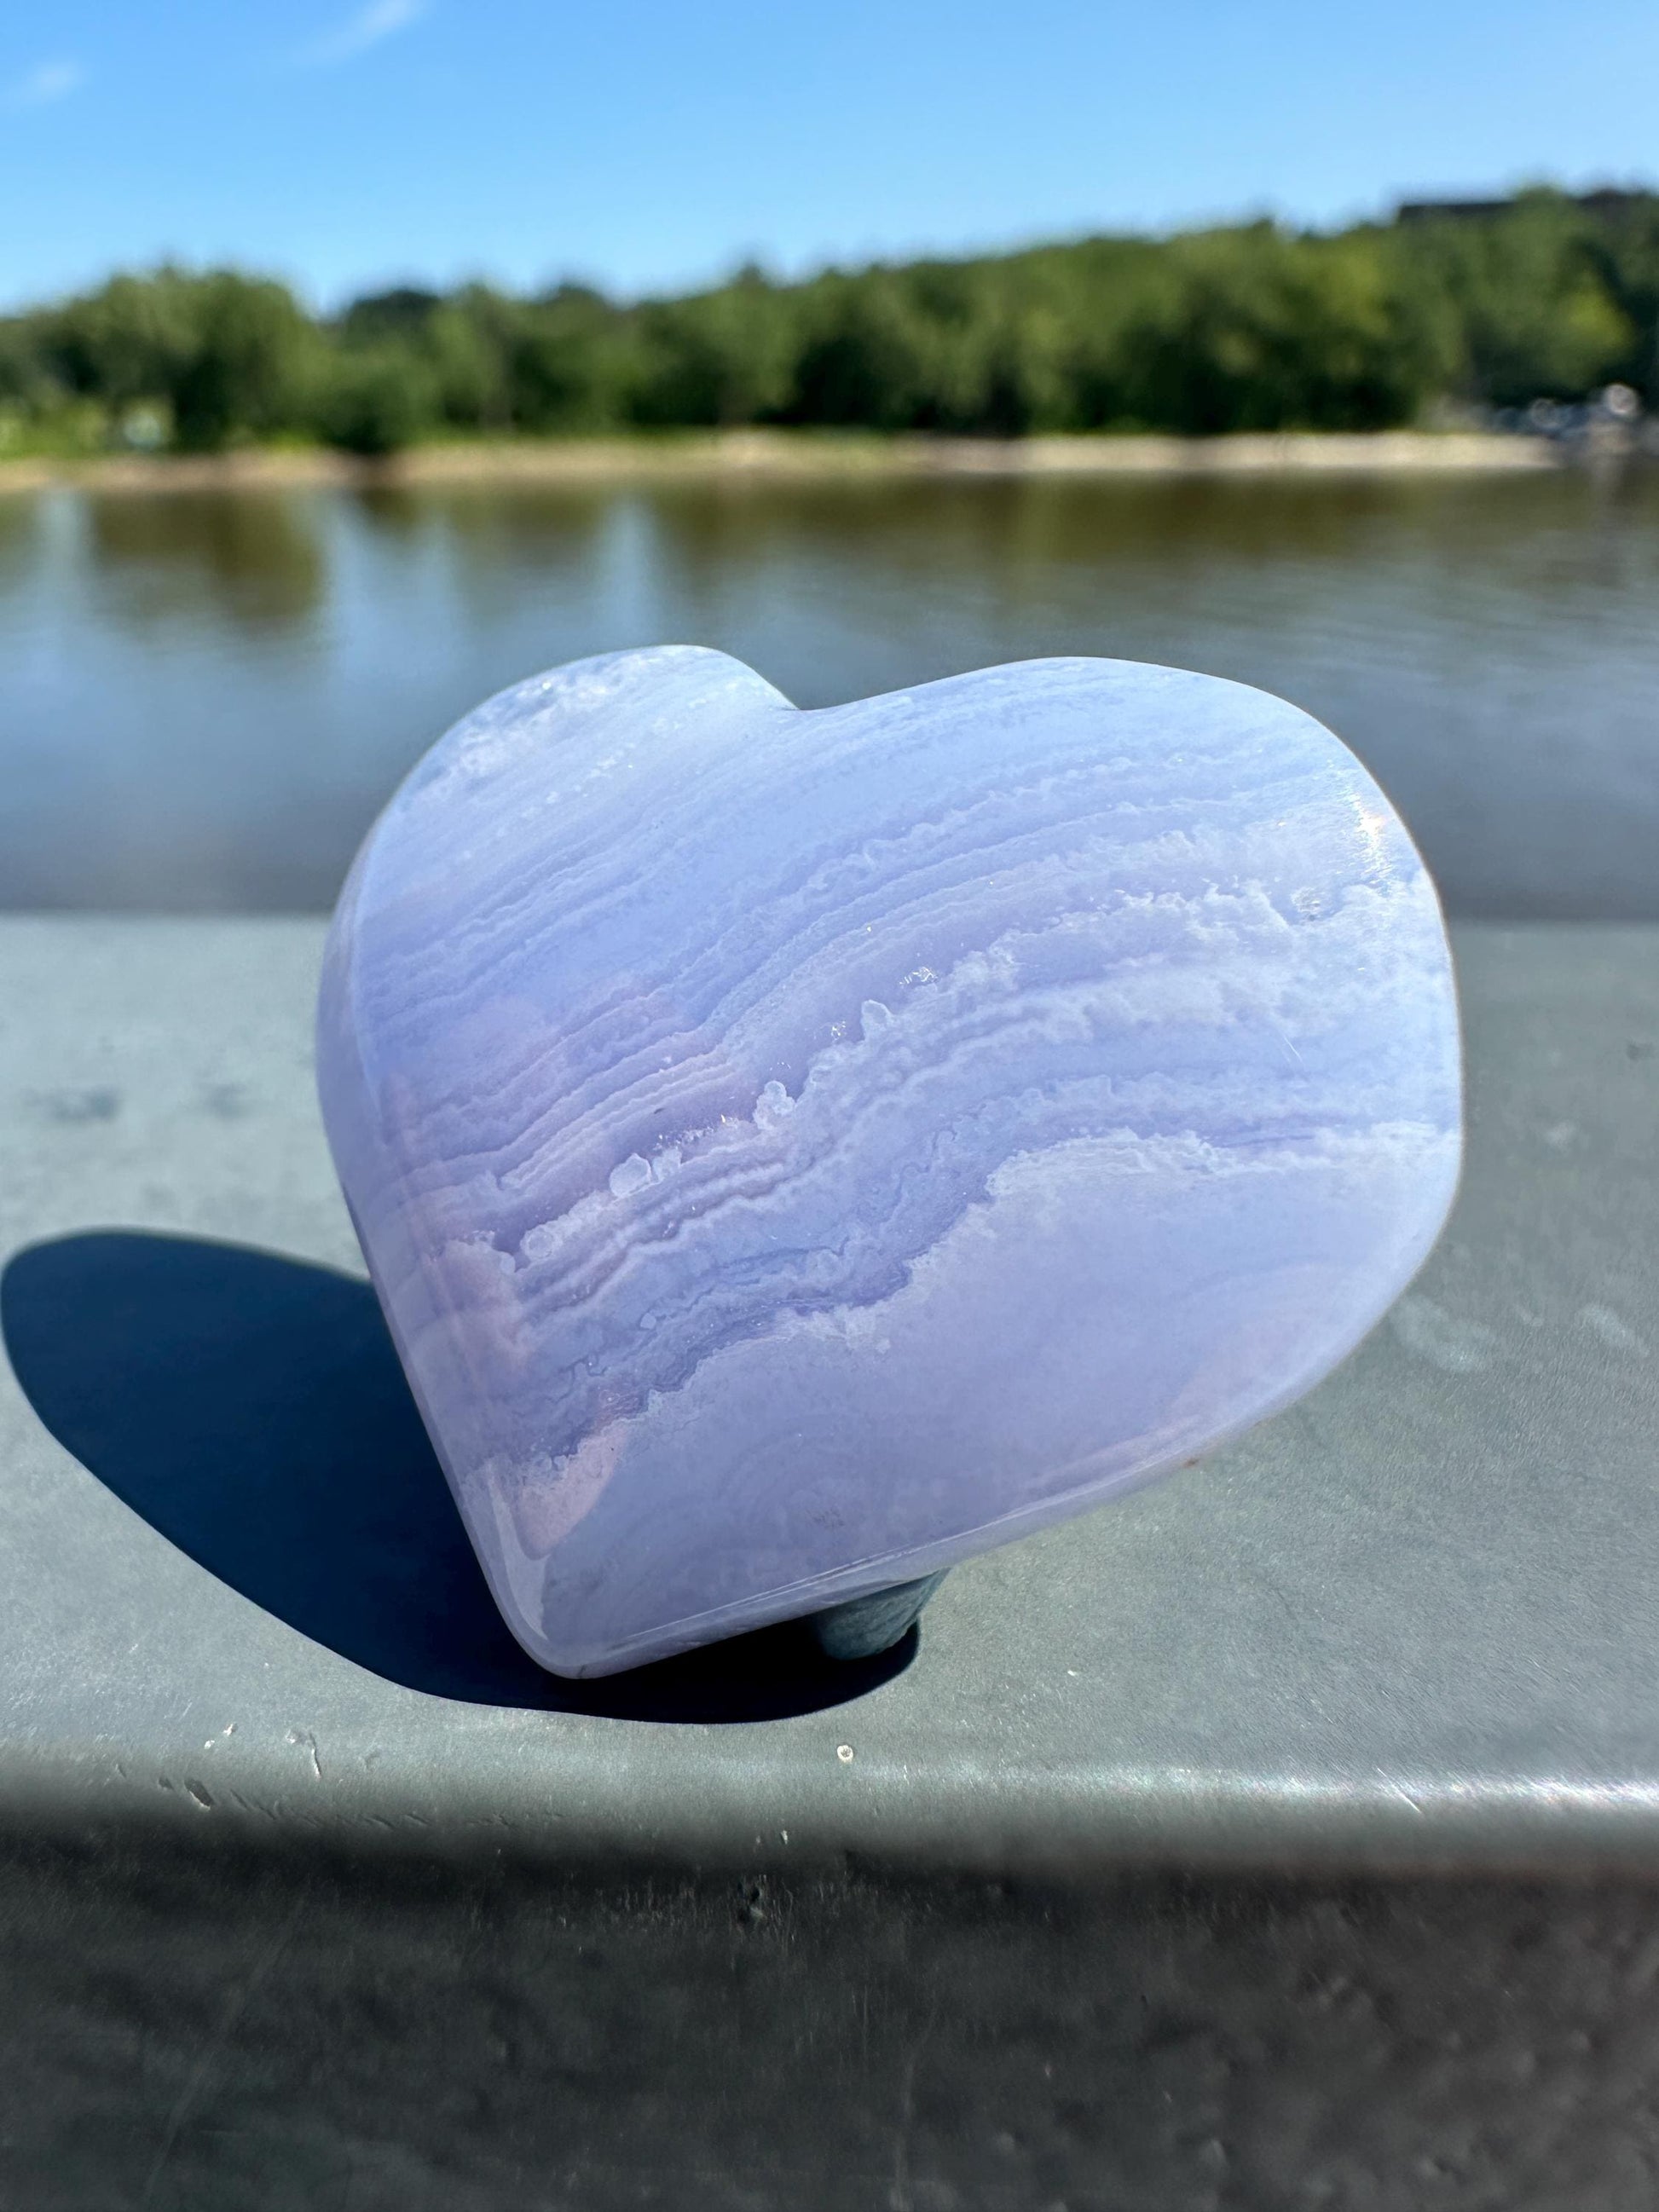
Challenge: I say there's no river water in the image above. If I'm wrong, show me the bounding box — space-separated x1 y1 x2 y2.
1 467 1655 915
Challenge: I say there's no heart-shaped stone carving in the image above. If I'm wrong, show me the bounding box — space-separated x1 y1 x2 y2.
318 648 1460 1678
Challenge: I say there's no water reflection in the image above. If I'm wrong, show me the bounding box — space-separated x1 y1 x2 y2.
434 482 615 563
0 491 40 589
346 484 429 540
84 489 324 633
0 469 1655 915
433 487 621 632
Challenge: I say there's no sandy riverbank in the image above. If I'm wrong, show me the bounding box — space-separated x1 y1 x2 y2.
0 428 1565 494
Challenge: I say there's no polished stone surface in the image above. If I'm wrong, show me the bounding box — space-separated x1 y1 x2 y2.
318 650 1460 1676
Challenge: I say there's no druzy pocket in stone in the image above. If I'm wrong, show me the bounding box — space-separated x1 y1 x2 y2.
317 648 1461 1678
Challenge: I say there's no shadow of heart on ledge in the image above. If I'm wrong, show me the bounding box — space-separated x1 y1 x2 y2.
0 1231 916 1723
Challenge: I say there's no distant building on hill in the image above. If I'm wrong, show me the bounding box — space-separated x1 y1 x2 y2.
1396 188 1656 225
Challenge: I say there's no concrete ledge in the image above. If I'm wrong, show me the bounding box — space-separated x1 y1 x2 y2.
9 1833 1659 2211
0 920 1654 1880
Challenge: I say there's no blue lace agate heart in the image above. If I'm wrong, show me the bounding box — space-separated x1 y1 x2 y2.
318 648 1460 1678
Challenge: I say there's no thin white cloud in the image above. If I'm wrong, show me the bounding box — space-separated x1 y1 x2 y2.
298 0 430 66
4 59 84 109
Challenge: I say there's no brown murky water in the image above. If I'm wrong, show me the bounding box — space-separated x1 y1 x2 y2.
2 467 1656 914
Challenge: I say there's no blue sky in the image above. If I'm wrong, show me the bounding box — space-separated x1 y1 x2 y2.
3 0 1656 311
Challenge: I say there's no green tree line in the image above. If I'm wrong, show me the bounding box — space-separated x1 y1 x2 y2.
2 188 1655 458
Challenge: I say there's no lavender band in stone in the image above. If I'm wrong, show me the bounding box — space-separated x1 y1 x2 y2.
317 648 1461 1678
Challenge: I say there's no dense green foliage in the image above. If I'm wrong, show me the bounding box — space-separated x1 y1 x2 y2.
2 188 1655 458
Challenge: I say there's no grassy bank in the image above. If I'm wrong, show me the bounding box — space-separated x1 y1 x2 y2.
0 428 1565 495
